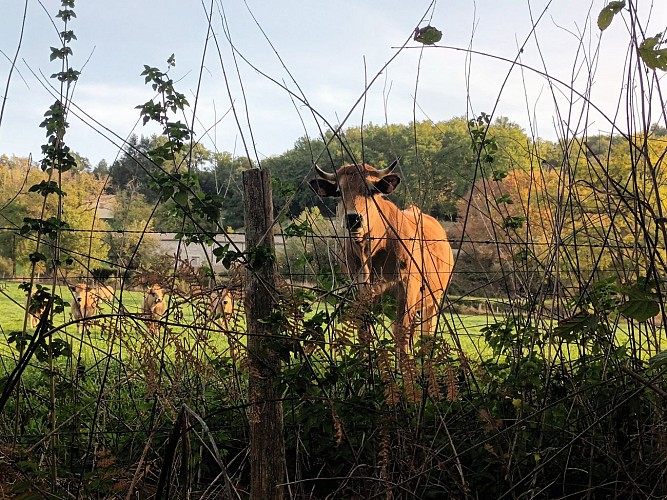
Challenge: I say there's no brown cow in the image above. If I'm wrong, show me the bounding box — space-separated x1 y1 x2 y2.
95 284 115 302
29 303 46 329
143 284 166 331
208 288 234 328
70 283 100 332
29 309 44 329
26 289 46 329
309 160 455 351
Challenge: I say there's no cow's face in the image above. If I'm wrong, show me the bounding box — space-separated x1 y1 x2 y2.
210 290 233 316
70 284 91 304
309 160 401 233
146 285 164 305
219 293 232 314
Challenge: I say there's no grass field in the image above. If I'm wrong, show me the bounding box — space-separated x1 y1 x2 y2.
0 281 232 367
5 279 659 369
0 279 499 366
1 281 666 499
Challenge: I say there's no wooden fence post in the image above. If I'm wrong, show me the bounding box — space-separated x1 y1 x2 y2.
242 168 285 500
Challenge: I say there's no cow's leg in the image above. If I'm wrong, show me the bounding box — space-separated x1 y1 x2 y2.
346 235 373 286
71 305 84 337
392 287 424 402
82 306 92 336
423 289 445 338
393 286 418 353
399 274 441 352
148 309 158 334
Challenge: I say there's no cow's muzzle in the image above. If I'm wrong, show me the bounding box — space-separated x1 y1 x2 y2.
345 213 363 231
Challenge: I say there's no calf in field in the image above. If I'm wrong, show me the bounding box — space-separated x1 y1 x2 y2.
29 302 46 329
208 288 234 328
26 288 47 329
70 283 100 333
143 284 166 332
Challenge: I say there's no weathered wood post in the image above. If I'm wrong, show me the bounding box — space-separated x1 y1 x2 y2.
242 168 285 500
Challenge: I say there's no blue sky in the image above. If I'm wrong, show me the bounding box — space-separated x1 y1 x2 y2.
1 0 665 167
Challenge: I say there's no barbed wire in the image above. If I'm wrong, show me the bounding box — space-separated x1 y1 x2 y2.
0 226 662 251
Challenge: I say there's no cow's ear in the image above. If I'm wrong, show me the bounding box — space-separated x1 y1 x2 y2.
309 179 340 197
375 174 401 194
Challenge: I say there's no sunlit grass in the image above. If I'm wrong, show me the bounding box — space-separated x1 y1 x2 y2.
0 281 239 366
2 279 663 371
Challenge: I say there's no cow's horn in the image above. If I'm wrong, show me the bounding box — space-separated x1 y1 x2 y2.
377 158 400 175
314 163 337 182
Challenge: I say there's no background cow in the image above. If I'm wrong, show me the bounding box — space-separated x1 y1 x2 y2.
143 284 166 332
70 283 100 332
26 290 46 329
29 310 43 329
95 284 115 303
309 159 455 352
208 288 234 328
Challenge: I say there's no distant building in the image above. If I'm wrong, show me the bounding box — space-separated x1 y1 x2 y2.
157 232 286 271
86 194 116 221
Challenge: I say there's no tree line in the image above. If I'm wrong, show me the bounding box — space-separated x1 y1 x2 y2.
102 116 539 227
2 117 665 297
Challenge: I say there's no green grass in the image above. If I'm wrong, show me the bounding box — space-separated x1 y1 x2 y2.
0 279 501 371
0 281 239 367
3 279 662 369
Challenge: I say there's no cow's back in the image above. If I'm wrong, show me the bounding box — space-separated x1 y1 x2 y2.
401 205 454 293
96 285 115 302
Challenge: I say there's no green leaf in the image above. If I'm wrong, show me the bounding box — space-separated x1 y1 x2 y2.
414 25 442 45
502 216 526 229
492 169 508 181
618 299 660 322
495 193 514 205
597 1 625 31
597 9 613 31
648 350 667 368
173 190 189 206
212 244 230 263
639 34 667 71
553 311 597 341
29 252 47 264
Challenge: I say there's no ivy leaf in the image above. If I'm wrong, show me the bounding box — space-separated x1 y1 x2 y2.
597 1 625 31
503 216 526 229
414 25 442 45
212 244 230 263
29 252 47 264
553 311 597 341
492 169 508 181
